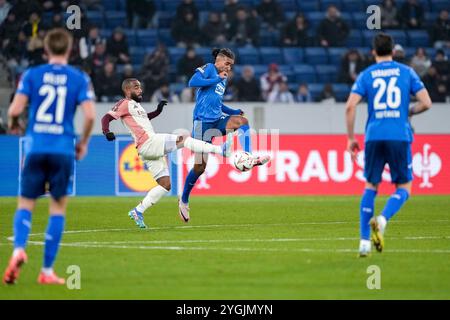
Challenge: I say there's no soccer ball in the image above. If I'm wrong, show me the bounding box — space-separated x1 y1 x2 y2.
233 151 254 172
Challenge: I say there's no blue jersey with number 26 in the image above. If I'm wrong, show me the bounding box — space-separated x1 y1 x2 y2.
351 60 424 143
17 64 94 156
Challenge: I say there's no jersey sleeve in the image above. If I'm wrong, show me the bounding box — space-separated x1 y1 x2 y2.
350 72 367 98
108 100 129 119
16 69 32 97
409 67 425 95
77 73 95 104
196 63 212 78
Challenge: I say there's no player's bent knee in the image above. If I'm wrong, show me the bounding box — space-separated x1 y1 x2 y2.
193 164 206 175
240 117 249 126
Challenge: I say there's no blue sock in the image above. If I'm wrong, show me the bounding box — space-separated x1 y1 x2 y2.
43 215 65 269
381 188 409 221
360 189 377 240
238 124 252 153
13 209 32 249
181 170 201 204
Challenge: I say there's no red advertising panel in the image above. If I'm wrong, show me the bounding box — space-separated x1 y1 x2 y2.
179 135 450 195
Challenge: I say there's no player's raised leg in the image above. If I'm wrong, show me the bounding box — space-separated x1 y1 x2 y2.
177 132 233 157
3 197 35 284
226 116 270 167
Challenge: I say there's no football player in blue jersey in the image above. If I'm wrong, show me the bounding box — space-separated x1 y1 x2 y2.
346 33 432 257
3 29 96 284
178 48 270 222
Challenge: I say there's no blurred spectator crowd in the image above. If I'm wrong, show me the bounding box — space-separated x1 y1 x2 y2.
0 0 449 108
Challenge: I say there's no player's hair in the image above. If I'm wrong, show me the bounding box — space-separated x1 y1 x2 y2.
44 28 73 56
121 78 139 93
373 33 394 57
212 48 235 61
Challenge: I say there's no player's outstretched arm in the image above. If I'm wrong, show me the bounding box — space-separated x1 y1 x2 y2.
409 88 432 117
147 99 168 120
101 113 116 141
7 93 28 131
188 71 223 88
76 100 95 160
345 93 362 161
221 104 243 116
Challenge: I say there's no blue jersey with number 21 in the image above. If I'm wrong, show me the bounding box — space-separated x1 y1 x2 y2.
17 64 93 156
351 60 424 143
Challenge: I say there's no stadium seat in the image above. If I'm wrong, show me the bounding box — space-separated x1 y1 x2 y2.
404 47 417 59
340 12 352 27
100 29 112 39
86 11 104 27
154 0 164 10
304 47 328 64
333 84 351 102
305 12 325 29
170 83 185 95
105 11 127 29
341 0 365 12
297 0 320 12
282 48 304 64
424 12 439 28
352 12 368 29
328 48 347 65
320 0 342 10
259 47 284 65
237 47 260 65
158 29 175 46
293 64 316 83
199 11 210 26
162 0 179 11
362 30 381 46
102 0 121 11
346 29 363 47
129 46 146 65
168 47 186 64
259 30 280 46
316 65 338 83
278 64 295 82
285 11 297 21
158 12 175 28
195 47 213 63
123 29 137 46
307 83 324 101
278 0 298 11
431 0 450 12
252 65 269 79
408 30 430 47
208 0 225 11
384 30 407 46
136 29 157 47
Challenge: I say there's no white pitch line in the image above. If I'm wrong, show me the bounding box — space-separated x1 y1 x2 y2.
21 241 450 254
59 235 450 245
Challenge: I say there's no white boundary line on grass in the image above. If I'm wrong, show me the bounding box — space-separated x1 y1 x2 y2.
17 240 450 254
18 218 450 238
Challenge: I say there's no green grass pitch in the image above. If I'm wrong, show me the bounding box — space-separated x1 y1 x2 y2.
0 195 449 299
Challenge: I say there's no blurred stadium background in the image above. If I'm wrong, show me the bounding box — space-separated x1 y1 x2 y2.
1 1 450 300
0 0 449 197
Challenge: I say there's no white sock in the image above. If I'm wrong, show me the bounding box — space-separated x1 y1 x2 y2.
377 215 387 234
359 239 371 250
136 185 169 213
13 248 24 258
183 137 222 155
41 267 53 276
